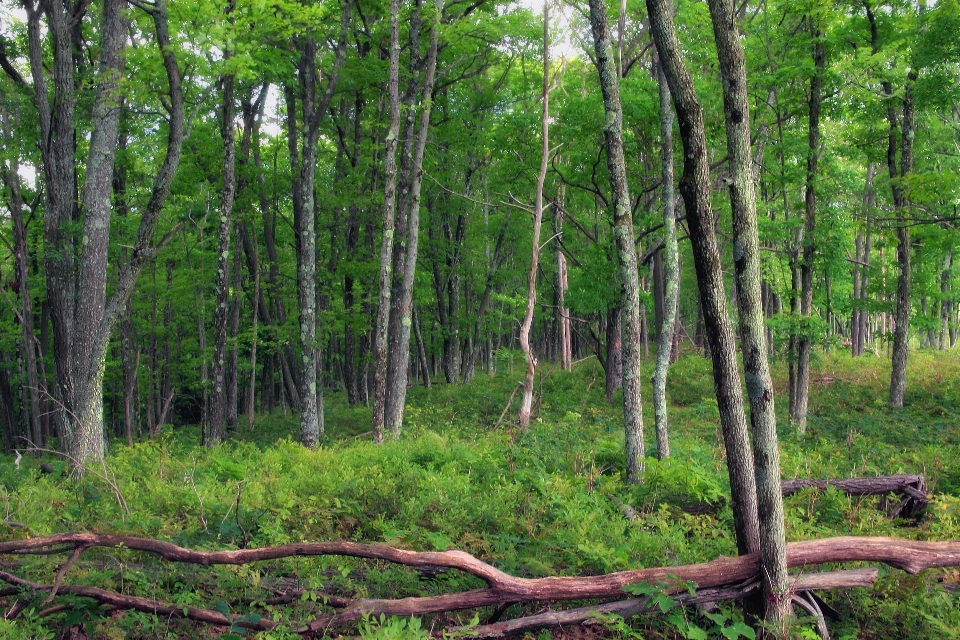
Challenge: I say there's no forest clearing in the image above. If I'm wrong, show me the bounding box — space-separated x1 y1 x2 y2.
2 0 960 637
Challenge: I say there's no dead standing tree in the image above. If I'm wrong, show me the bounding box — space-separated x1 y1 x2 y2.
518 0 554 430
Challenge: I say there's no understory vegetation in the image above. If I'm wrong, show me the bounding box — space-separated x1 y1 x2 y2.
1 349 958 639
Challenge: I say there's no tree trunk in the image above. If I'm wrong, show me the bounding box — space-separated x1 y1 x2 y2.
518 0 551 431
0 127 43 450
286 1 351 448
413 304 432 389
384 1 440 436
707 0 788 624
588 0 646 482
941 251 953 350
645 0 760 556
652 55 678 461
889 74 916 407
372 0 402 442
209 30 237 445
792 22 824 434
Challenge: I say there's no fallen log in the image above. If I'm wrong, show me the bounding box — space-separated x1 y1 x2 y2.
781 474 928 519
0 533 957 636
681 474 929 518
454 568 879 638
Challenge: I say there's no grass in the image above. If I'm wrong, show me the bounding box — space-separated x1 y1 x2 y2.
0 348 958 639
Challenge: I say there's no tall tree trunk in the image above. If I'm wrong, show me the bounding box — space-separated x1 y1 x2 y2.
518 0 551 431
286 0 351 448
863 2 916 408
227 231 241 427
889 76 916 407
852 165 875 357
556 191 572 371
384 1 440 436
1 152 42 450
209 23 237 445
707 0 788 625
792 20 825 434
589 0 646 482
372 0 403 442
26 0 186 467
646 0 760 555
941 251 953 350
652 54 678 461
248 227 260 427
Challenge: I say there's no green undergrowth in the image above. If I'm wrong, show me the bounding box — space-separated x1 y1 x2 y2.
0 350 958 639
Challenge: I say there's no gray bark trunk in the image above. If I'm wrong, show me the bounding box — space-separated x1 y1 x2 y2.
707 0 788 625
652 55 678 461
384 1 440 436
372 0 403 442
286 1 351 447
941 251 953 350
209 26 237 445
792 21 825 434
646 0 760 555
588 0 646 482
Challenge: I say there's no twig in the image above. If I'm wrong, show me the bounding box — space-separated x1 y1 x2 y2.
43 544 88 604
494 382 523 430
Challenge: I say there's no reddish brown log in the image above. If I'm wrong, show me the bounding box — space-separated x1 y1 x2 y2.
0 569 276 631
1 533 958 635
457 569 879 639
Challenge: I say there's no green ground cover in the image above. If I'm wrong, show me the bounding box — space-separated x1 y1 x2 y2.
0 350 958 639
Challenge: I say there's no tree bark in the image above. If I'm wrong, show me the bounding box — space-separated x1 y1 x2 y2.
645 0 760 555
372 0 402 442
588 0 646 482
651 55 678 461
209 18 237 445
518 0 551 431
889 73 916 408
384 0 440 436
707 0 788 624
286 0 351 447
941 251 953 350
792 21 825 434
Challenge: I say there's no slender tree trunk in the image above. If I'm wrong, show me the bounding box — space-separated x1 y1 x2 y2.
286 1 351 448
941 251 953 350
372 0 402 442
413 304 432 389
385 1 440 436
646 0 760 555
227 231 241 427
248 228 260 427
519 0 551 431
652 54 678 461
792 21 824 434
0 113 42 450
589 0 646 482
707 0 788 625
209 26 237 445
889 74 916 408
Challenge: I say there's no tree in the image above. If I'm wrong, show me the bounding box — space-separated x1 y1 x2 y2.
588 0 646 483
645 0 760 559
706 0 788 625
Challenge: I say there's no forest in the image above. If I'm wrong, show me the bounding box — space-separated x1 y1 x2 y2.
0 0 959 637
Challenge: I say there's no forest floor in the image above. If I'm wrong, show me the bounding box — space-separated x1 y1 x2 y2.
0 348 958 639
